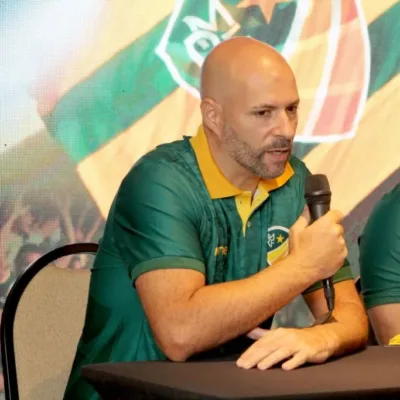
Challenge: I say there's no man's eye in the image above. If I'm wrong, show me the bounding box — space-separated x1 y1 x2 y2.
256 109 272 117
287 106 299 114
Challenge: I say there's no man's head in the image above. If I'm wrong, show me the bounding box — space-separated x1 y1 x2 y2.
200 37 299 180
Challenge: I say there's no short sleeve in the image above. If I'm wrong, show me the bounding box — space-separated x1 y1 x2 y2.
303 260 353 294
112 161 205 282
359 187 400 309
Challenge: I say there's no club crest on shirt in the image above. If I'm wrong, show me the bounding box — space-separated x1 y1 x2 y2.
266 226 289 266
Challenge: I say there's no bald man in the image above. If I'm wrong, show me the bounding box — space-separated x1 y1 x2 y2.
64 37 367 400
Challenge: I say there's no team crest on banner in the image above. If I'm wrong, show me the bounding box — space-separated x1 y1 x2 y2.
266 226 290 266
156 0 370 143
156 0 241 98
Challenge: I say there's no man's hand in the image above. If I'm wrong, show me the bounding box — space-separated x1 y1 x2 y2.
289 209 348 281
237 328 332 371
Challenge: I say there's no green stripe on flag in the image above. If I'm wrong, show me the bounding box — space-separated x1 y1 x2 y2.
44 17 177 163
367 1 400 96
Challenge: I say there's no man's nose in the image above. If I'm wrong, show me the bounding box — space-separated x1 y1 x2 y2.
274 109 296 138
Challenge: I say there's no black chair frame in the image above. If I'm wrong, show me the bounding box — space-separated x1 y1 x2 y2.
0 242 99 400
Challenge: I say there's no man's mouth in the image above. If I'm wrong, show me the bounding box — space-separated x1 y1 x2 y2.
267 148 290 154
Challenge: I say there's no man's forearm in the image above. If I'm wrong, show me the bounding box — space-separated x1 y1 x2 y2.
167 255 318 360
307 302 369 358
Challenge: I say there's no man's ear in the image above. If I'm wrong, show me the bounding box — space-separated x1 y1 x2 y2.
200 98 224 138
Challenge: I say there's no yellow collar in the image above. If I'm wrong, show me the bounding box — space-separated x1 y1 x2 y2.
190 125 294 199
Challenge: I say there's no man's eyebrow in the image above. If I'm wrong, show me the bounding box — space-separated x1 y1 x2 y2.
250 99 300 110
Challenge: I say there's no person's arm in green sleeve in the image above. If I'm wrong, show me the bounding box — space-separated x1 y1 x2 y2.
360 185 400 345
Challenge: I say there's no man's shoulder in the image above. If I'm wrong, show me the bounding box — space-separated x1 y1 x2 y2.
126 137 198 182
378 184 400 215
360 184 400 268
117 136 203 203
137 137 192 167
140 137 199 172
366 184 400 229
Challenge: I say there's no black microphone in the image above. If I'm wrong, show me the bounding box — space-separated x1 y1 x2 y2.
304 174 335 313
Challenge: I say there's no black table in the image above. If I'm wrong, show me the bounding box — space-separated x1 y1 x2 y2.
82 346 400 399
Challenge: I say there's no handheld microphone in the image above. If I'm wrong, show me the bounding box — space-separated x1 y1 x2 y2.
304 174 335 314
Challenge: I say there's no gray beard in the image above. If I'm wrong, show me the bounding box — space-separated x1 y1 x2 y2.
223 126 290 179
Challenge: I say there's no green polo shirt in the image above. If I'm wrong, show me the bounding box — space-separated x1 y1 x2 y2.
359 184 400 309
64 126 352 400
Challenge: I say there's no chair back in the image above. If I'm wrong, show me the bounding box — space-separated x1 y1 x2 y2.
1 243 98 400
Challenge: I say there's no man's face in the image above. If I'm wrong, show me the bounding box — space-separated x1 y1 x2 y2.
221 67 299 179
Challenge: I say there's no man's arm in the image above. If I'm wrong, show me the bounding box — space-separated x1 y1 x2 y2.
367 304 400 345
359 185 400 345
235 280 368 370
136 210 347 361
137 256 317 361
303 279 368 356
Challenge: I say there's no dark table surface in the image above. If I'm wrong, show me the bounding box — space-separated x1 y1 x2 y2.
82 346 400 400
